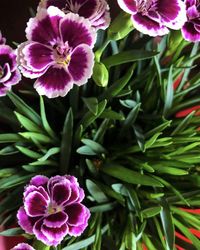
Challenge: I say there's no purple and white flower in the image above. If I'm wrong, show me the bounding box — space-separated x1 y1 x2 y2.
0 34 21 96
182 0 200 42
11 243 35 250
17 6 96 98
117 0 187 37
17 175 90 247
39 0 110 30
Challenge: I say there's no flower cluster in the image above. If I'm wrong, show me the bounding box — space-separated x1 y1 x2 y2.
0 33 21 96
17 175 90 246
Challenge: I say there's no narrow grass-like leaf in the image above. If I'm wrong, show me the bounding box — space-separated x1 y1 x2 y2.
83 97 98 115
38 147 60 162
40 96 57 140
101 164 163 187
0 227 24 236
62 225 108 250
16 146 42 159
60 108 73 174
82 139 107 154
0 134 26 143
159 198 175 250
103 50 158 68
7 91 42 126
86 179 108 203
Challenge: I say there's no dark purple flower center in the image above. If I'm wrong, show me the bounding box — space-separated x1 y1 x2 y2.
136 0 155 15
53 42 72 66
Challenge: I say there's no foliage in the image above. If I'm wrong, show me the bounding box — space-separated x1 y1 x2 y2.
0 11 200 250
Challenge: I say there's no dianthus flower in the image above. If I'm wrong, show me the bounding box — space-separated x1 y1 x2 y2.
11 243 35 250
182 0 200 42
0 33 21 96
17 6 96 98
17 175 90 246
117 0 187 36
39 0 110 30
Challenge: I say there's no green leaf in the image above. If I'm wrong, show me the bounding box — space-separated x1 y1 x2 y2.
16 146 42 159
122 103 141 130
142 206 162 218
38 147 60 162
101 164 163 187
173 218 200 249
160 198 175 250
145 132 162 150
103 50 158 68
60 108 73 174
62 225 108 250
15 112 41 133
81 100 107 131
86 179 108 203
99 109 125 120
0 134 26 143
77 145 96 156
40 96 57 140
90 202 117 213
19 132 52 144
145 120 172 138
0 168 17 177
0 227 24 236
82 139 107 154
83 97 98 115
7 91 42 126
171 111 195 135
164 66 174 116
99 66 134 101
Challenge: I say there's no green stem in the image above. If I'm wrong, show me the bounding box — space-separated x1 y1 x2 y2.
95 39 111 62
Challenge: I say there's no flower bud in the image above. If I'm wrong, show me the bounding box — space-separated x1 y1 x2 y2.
107 12 134 41
92 62 109 87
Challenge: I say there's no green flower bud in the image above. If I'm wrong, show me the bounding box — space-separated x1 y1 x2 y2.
92 62 109 87
107 12 134 41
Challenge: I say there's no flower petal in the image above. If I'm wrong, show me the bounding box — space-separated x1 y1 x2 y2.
22 42 54 71
17 42 49 79
0 45 17 71
182 22 200 42
41 223 68 245
52 181 71 205
68 44 94 86
24 191 48 217
117 0 137 14
11 243 35 250
17 207 35 234
3 69 21 87
33 219 57 246
132 13 169 37
30 175 49 187
60 13 97 48
26 6 65 46
65 203 87 226
0 85 9 96
68 207 90 236
157 0 187 29
44 211 68 228
0 63 11 83
34 65 73 98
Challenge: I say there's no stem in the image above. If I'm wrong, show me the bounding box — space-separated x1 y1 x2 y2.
95 39 111 62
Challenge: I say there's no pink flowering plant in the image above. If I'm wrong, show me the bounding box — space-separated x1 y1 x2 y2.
0 0 200 250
